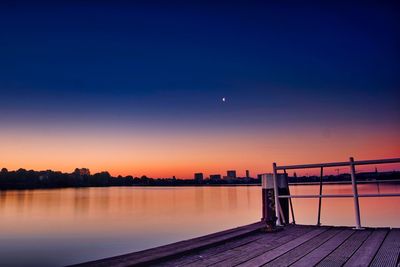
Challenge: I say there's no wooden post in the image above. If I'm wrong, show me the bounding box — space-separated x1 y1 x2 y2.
284 169 296 224
278 172 290 224
261 174 276 230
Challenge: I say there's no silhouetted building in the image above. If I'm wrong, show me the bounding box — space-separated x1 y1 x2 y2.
194 173 203 183
210 174 221 181
246 170 250 178
227 170 236 178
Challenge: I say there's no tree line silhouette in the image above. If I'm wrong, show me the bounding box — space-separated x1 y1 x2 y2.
1 167 398 190
0 168 260 190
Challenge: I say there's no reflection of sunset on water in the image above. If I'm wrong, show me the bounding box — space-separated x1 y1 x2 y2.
0 184 399 266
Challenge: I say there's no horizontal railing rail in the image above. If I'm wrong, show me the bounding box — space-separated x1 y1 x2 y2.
278 193 400 198
272 157 400 229
275 158 400 170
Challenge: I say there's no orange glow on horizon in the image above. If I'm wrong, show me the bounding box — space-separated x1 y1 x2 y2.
1 124 399 178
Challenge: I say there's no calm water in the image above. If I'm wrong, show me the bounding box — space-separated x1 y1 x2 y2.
0 184 399 266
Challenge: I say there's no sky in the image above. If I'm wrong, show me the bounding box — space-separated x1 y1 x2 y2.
0 2 399 178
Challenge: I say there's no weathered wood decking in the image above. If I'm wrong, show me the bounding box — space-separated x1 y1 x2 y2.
74 223 400 267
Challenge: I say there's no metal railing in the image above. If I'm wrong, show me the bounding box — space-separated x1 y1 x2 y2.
272 157 400 229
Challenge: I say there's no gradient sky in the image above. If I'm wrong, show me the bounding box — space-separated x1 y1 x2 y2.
1 2 399 177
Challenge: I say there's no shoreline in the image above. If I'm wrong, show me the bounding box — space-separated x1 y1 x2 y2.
1 179 400 191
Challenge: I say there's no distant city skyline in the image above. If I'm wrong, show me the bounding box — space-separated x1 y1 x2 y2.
1 163 399 180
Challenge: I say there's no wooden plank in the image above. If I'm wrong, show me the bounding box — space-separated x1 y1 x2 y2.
155 231 269 267
209 226 315 267
370 229 400 267
264 228 342 267
291 229 354 267
316 230 372 267
159 226 301 267
237 227 330 267
71 222 265 267
343 229 388 267
181 225 310 267
72 224 398 267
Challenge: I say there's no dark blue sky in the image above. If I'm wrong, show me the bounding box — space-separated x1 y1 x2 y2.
1 1 399 130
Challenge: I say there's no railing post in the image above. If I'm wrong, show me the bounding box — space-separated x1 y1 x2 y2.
317 166 323 226
272 162 282 226
349 157 362 229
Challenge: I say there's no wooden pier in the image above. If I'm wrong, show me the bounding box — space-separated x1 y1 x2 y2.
74 158 400 267
74 223 400 267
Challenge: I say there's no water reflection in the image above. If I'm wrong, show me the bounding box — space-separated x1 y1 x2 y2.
290 182 400 227
194 187 204 212
74 189 90 215
0 184 399 267
227 186 238 209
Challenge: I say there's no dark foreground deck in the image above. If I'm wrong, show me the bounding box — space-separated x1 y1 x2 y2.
74 223 400 267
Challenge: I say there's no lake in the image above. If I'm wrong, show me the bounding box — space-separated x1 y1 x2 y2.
0 183 399 266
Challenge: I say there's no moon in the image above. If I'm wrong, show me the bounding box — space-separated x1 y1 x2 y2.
222 97 226 102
